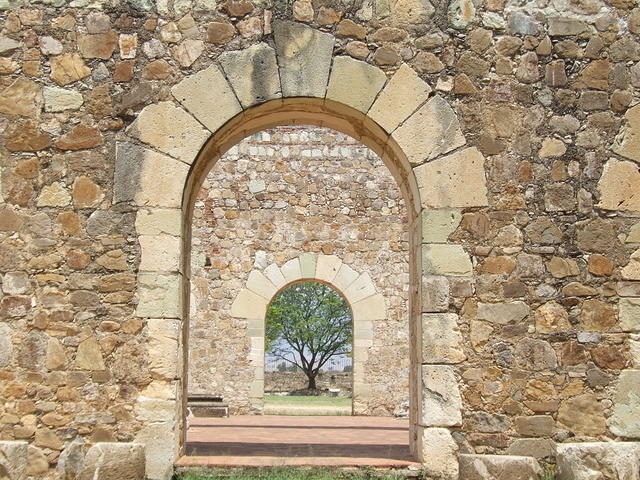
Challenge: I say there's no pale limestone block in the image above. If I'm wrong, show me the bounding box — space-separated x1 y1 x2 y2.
230 289 268 319
422 313 466 364
613 103 640 163
135 209 182 236
354 320 374 340
326 56 387 113
557 442 640 480
631 337 640 368
43 86 83 112
628 222 640 243
459 454 543 480
134 423 178 480
414 147 489 208
264 264 287 290
392 95 466 165
422 275 450 312
140 381 177 400
246 270 278 300
80 443 146 480
0 441 27 480
610 369 640 437
352 294 386 322
620 298 640 332
273 21 334 98
126 102 209 162
420 428 459 479
422 365 462 426
597 158 640 212
218 43 281 109
369 63 432 133
147 318 180 381
114 142 189 209
423 244 472 276
299 252 317 278
333 263 359 292
622 249 640 281
139 234 180 272
422 209 462 243
280 258 302 283
344 272 376 304
477 301 530 325
315 254 342 284
136 273 181 318
171 64 242 133
134 398 175 422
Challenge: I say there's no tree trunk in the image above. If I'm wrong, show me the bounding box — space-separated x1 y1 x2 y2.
306 373 317 390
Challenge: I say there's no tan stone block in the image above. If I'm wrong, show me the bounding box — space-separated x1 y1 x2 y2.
344 272 376 304
139 234 180 272
609 370 640 437
557 443 640 480
620 298 640 332
422 365 462 426
352 294 386 321
136 273 181 318
459 455 543 480
126 102 209 162
134 398 175 422
420 428 459 478
147 318 180 381
333 263 359 292
299 252 317 278
37 182 71 207
140 381 177 400
613 104 640 163
219 43 281 108
422 208 462 243
369 63 432 133
264 263 287 289
172 64 242 134
415 147 489 208
622 249 640 280
477 301 530 325
134 423 178 480
280 258 302 283
0 78 42 117
628 222 640 243
315 254 342 284
392 95 466 165
597 158 640 212
230 289 268 319
135 209 182 236
422 313 466 364
273 21 334 98
423 244 472 276
0 441 28 480
326 56 387 113
246 270 278 300
75 335 105 370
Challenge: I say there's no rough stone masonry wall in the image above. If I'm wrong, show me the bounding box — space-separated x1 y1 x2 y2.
188 126 410 415
265 371 353 394
0 0 639 477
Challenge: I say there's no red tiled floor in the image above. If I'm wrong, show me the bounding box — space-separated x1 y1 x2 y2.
175 415 418 467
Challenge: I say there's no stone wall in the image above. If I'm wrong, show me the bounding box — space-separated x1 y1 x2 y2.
188 126 410 415
265 372 353 394
0 0 639 477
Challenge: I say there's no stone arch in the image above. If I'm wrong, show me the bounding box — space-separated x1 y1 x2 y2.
229 252 386 414
118 20 489 479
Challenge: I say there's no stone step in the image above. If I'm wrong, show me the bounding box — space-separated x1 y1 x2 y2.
458 454 543 480
557 442 640 480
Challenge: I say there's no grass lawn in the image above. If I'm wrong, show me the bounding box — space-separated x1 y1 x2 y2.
263 395 352 415
176 467 407 480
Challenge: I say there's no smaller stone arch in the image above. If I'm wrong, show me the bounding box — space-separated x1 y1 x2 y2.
229 252 386 413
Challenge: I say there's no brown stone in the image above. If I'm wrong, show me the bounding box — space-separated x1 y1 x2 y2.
222 0 253 15
67 250 90 270
454 74 478 94
457 52 490 77
35 428 62 450
576 219 617 253
580 299 616 332
207 22 236 44
0 78 42 117
462 213 490 239
5 121 52 152
545 60 568 86
591 345 628 370
414 52 444 73
477 256 516 275
96 249 127 270
588 254 614 276
547 257 579 278
317 7 341 25
562 282 597 297
142 60 173 80
87 84 113 119
336 19 366 40
534 301 571 333
72 176 103 208
55 124 103 151
78 31 118 59
573 60 610 90
514 416 555 436
0 206 23 231
99 273 136 292
57 212 81 236
113 60 134 82
561 341 588 366
0 296 31 317
50 53 92 86
372 46 399 66
557 394 606 436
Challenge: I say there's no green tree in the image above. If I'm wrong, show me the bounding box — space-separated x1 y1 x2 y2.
266 282 352 390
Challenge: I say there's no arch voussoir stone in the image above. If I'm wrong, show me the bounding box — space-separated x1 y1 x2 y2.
326 56 387 114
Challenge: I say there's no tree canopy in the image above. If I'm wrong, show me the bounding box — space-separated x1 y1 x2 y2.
266 281 352 390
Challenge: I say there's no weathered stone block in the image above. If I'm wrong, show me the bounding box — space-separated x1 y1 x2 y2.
352 294 386 321
299 252 317 279
369 64 431 133
147 318 180 381
136 273 181 318
423 244 472 276
273 21 333 98
0 441 27 480
264 264 287 289
422 365 462 426
43 86 83 112
135 422 178 480
172 64 242 133
597 159 640 212
344 272 376 304
218 43 281 108
421 428 459 479
333 263 359 292
506 438 556 459
280 258 302 283
422 275 450 312
135 209 182 236
246 270 278 300
139 234 180 272
230 289 268 319
610 370 640 438
326 56 387 113
613 103 640 163
315 254 342 284
415 147 489 208
422 313 466 363
459 454 543 480
80 443 145 480
393 95 466 165
477 301 530 325
422 209 462 243
557 442 640 480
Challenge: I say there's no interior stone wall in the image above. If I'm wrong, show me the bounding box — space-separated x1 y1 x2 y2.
188 126 410 416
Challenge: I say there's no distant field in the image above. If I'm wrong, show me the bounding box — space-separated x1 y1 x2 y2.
263 395 352 416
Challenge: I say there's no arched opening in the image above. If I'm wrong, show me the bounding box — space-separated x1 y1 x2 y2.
180 104 420 465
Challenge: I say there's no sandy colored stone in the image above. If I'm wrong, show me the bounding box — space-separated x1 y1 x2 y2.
280 258 302 283
218 43 281 109
147 318 180 381
207 22 236 44
50 53 91 86
477 301 530 325
421 428 459 478
78 31 118 59
0 441 28 479
597 159 640 212
535 301 571 333
539 138 567 158
37 182 71 207
422 365 462 426
0 78 42 117
96 249 127 271
422 313 466 363
134 423 177 480
415 147 489 208
315 254 342 284
620 298 640 332
43 86 83 112
299 252 317 278
264 264 287 289
459 454 543 480
333 263 360 292
46 337 67 370
72 176 103 208
142 60 172 80
557 442 640 480
230 289 268 319
580 299 616 332
135 209 181 236
75 335 105 370
610 370 640 437
172 64 242 134
273 21 334 98
623 249 640 280
326 56 387 113
56 124 103 151
80 443 145 480
245 270 278 300
140 235 180 272
5 120 52 152
557 393 606 436
421 209 462 243
136 273 181 318
547 257 579 278
588 254 613 276
423 244 472 276
614 103 640 163
171 39 204 67
352 294 385 321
